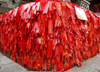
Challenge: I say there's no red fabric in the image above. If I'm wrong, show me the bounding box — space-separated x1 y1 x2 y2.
0 0 100 71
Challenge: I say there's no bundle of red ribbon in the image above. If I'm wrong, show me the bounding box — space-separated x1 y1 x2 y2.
0 0 100 71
